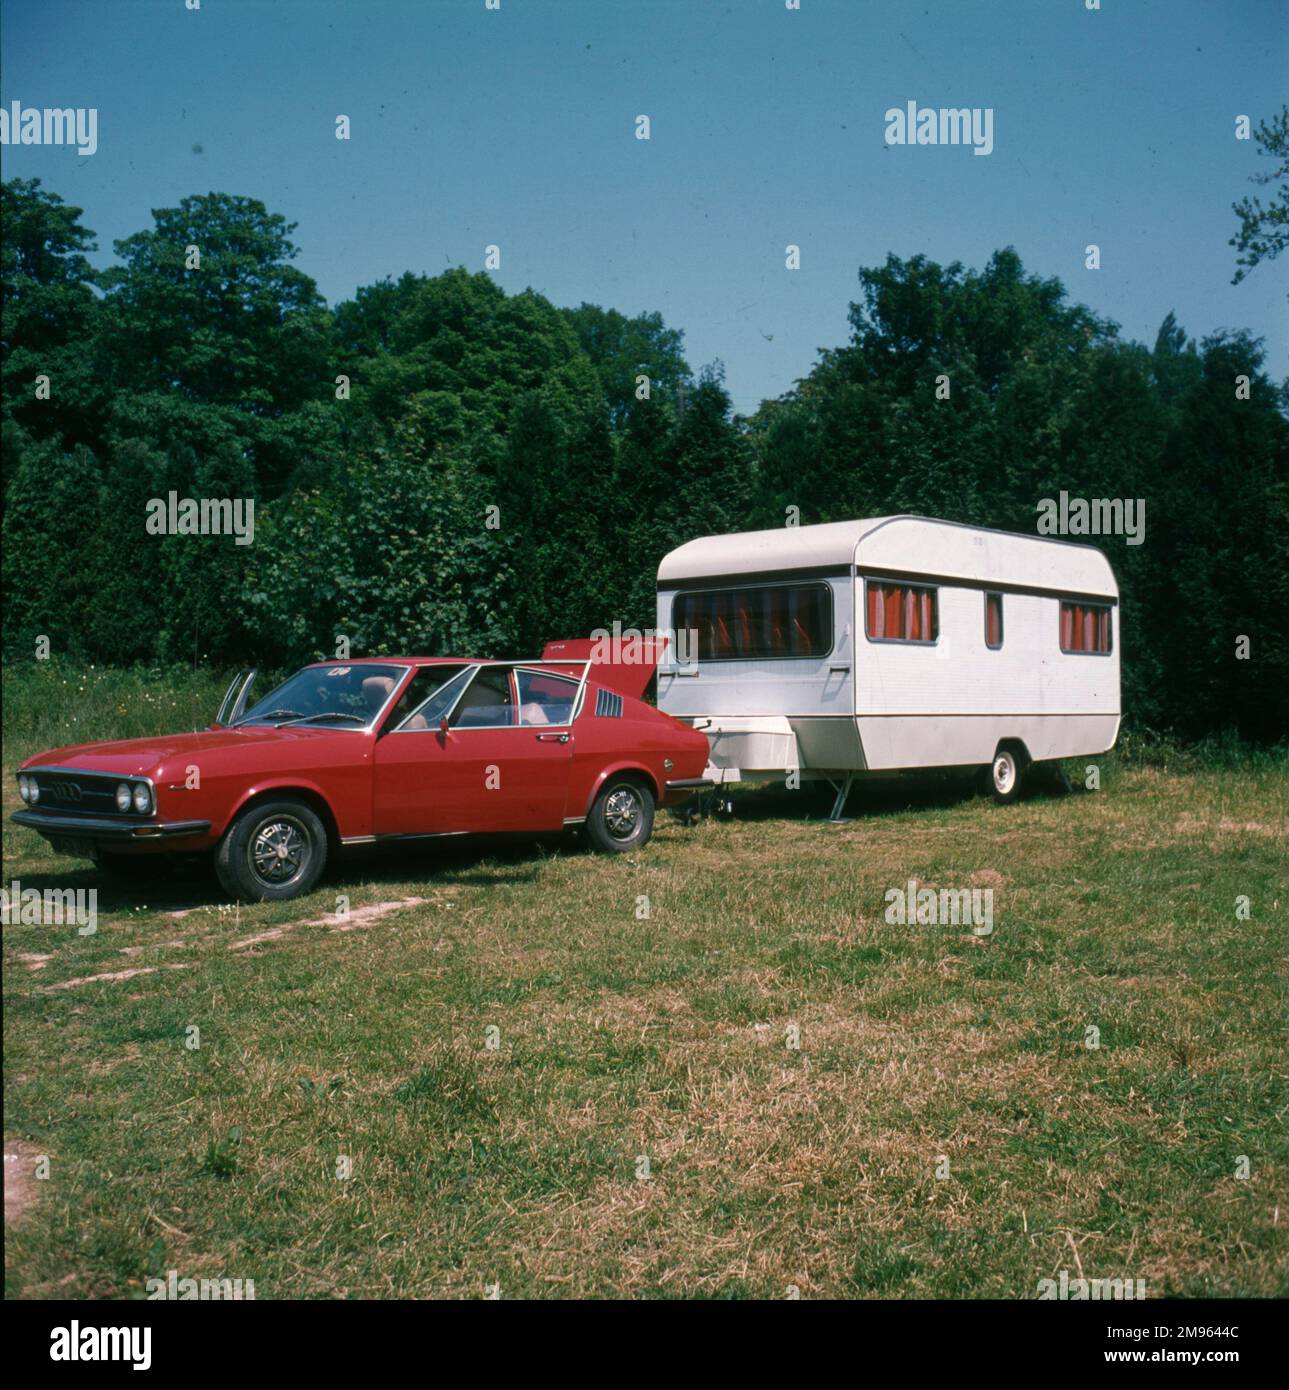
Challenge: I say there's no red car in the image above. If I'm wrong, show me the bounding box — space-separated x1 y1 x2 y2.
12 642 711 901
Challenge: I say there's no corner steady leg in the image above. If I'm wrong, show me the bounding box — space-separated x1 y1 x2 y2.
828 773 854 822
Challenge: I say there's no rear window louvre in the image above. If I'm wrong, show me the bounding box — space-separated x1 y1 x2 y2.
595 689 623 718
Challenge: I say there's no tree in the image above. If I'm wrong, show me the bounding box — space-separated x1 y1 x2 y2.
562 303 691 428
751 249 1289 741
0 178 104 450
339 268 601 445
1230 106 1289 292
96 193 335 490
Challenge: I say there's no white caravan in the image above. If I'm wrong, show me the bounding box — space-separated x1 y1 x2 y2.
655 516 1120 815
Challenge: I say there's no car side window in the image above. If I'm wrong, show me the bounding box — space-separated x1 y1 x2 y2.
451 666 517 728
515 670 578 726
389 665 471 732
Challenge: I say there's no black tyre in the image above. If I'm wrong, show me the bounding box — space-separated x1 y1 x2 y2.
215 799 328 902
585 776 655 854
988 746 1024 804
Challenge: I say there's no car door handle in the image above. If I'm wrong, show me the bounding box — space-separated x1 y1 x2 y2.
536 733 570 743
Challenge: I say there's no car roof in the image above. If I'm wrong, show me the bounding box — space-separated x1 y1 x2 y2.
302 657 586 671
304 657 468 667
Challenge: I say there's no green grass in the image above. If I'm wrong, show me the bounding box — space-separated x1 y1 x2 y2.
3 665 1287 1299
2 659 230 764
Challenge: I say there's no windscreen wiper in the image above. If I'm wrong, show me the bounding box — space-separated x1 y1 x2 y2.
276 712 369 727
235 708 304 725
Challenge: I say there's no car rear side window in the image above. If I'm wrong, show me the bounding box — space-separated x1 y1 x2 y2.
516 670 578 726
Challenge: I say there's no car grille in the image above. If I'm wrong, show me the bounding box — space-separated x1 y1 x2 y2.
28 770 146 817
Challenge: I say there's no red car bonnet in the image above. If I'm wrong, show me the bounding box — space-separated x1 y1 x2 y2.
541 635 667 701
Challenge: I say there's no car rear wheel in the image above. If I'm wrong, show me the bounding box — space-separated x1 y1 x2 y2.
215 799 327 902
586 777 655 854
989 746 1024 804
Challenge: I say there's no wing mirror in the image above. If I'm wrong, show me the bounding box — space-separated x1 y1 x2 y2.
438 717 451 739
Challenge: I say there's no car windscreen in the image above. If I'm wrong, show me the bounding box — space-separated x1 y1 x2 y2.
237 664 407 727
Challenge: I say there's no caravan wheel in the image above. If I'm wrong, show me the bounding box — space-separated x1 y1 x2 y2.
989 747 1023 804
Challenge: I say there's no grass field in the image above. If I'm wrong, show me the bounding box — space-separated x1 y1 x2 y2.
3 663 1286 1299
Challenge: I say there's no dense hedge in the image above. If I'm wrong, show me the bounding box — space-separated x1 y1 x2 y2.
2 180 1286 741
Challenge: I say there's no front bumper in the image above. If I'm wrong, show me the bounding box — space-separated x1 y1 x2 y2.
11 809 211 843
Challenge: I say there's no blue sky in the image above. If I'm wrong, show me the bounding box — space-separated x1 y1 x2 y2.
2 0 1285 413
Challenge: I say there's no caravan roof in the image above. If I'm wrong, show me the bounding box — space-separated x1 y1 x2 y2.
657 515 1118 601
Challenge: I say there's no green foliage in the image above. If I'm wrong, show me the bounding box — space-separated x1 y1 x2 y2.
0 179 104 449
562 302 692 426
2 183 1285 743
749 250 1289 742
0 656 229 764
203 1127 242 1181
1230 105 1289 290
244 444 514 660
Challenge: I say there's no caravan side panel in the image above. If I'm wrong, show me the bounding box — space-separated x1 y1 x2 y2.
656 575 856 775
854 521 1120 770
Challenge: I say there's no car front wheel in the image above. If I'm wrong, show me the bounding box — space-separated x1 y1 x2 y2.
215 799 328 902
586 777 655 854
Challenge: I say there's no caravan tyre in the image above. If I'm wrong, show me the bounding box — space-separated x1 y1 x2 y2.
989 747 1023 804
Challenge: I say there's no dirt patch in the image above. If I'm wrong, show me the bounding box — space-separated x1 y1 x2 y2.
1174 814 1287 840
4 1140 45 1226
15 952 52 971
229 926 289 951
37 963 192 993
229 896 429 951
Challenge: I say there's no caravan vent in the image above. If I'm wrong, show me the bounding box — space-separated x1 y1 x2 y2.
595 688 623 719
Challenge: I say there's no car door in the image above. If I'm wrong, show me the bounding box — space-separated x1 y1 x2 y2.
373 664 575 835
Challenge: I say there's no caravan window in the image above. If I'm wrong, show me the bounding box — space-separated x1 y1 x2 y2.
673 583 832 661
865 581 938 644
985 592 1004 649
1060 602 1112 655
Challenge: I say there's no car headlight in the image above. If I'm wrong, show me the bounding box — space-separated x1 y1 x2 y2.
18 775 30 803
116 782 132 811
132 783 153 815
28 776 39 803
